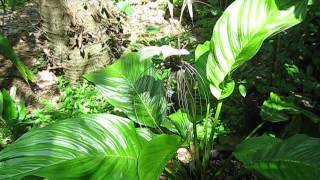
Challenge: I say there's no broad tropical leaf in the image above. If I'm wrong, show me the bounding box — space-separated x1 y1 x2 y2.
0 114 143 180
136 128 155 142
17 99 27 121
84 52 167 128
261 92 320 123
133 76 167 127
234 135 281 162
161 110 192 138
138 135 181 180
0 33 35 82
195 41 210 61
219 80 235 99
1 90 18 123
234 134 320 180
195 42 212 99
206 0 309 99
0 89 27 124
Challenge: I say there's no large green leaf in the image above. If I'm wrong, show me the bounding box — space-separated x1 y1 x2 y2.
195 41 213 99
161 110 192 138
0 114 143 180
138 135 181 180
234 134 320 180
206 0 309 99
84 52 167 128
17 98 27 121
1 90 18 123
0 33 35 82
234 135 281 162
136 128 155 142
261 92 320 123
195 41 210 62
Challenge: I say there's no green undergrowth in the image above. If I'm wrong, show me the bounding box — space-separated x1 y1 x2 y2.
25 77 114 127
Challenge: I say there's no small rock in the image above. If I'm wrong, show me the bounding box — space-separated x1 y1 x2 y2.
37 70 58 89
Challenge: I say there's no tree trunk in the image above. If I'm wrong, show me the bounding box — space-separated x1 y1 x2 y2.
39 0 122 83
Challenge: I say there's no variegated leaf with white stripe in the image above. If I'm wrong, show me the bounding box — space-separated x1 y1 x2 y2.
207 0 309 99
0 114 143 180
84 52 167 128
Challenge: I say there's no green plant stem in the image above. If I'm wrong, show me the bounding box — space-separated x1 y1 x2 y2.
190 100 201 179
199 104 211 180
165 167 174 175
213 121 266 177
244 121 266 141
202 101 223 179
201 104 211 150
209 101 223 145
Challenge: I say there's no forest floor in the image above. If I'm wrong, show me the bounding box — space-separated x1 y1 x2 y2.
0 0 186 111
0 2 49 110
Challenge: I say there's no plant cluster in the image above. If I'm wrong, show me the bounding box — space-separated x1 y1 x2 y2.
0 0 319 180
0 0 28 12
25 78 114 127
0 86 26 148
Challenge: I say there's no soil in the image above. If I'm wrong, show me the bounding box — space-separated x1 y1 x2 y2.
0 2 55 110
124 0 184 42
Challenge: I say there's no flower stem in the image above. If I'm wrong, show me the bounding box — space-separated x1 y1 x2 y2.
201 101 223 178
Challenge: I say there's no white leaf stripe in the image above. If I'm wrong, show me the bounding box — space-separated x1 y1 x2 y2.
0 114 142 180
207 0 308 99
85 53 166 128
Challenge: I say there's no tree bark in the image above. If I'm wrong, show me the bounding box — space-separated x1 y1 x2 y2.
39 0 122 83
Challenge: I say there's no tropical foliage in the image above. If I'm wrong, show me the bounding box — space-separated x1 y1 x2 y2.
0 0 319 179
